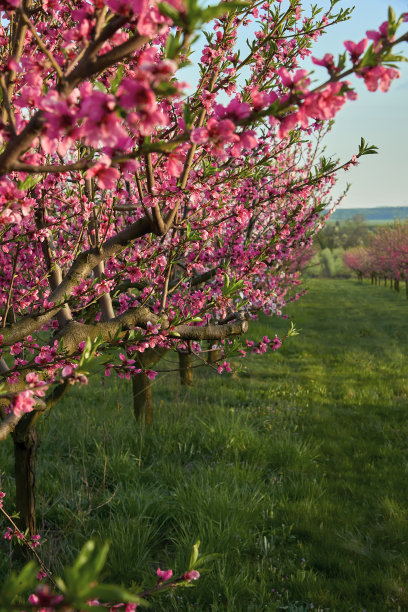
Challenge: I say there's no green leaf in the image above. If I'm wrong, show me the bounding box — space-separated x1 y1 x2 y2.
165 33 181 59
200 0 249 21
110 65 124 94
388 5 396 25
183 104 194 129
87 584 147 606
189 540 200 568
158 1 181 22
94 81 108 93
17 175 42 191
0 562 38 608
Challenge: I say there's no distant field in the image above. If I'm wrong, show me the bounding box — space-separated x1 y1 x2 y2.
1 279 408 610
328 206 408 223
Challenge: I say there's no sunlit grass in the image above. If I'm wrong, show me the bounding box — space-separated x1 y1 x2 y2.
1 278 408 610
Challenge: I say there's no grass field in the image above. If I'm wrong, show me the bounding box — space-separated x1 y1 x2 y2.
1 278 408 611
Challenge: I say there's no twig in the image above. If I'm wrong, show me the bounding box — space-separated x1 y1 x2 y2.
0 75 16 136
0 503 56 588
2 244 20 328
18 9 63 79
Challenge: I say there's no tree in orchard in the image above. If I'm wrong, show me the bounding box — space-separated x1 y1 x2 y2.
344 221 408 290
369 221 408 290
0 0 407 541
343 246 370 282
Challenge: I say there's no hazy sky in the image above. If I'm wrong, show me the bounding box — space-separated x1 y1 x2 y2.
300 0 408 209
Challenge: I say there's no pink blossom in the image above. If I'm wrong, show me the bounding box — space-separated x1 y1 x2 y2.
86 157 120 189
367 20 392 51
165 149 185 177
217 361 232 374
360 65 400 92
145 369 158 380
191 118 238 158
12 390 35 417
230 131 258 157
343 38 368 63
312 53 336 71
0 0 20 10
28 586 63 608
182 570 200 581
157 567 173 583
214 98 251 122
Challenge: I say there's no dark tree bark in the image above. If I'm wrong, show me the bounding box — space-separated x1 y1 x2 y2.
12 415 40 537
132 372 153 424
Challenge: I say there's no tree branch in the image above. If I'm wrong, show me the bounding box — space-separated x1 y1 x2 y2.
2 215 153 346
56 306 248 354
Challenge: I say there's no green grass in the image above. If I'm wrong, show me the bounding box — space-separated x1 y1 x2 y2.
1 279 408 610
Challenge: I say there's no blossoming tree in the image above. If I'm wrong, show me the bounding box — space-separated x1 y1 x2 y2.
0 0 407 544
344 221 408 291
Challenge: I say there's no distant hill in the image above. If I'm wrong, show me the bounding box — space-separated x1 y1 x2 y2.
328 207 408 223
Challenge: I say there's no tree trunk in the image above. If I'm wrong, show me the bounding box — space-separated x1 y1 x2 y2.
208 342 221 365
132 372 153 424
395 279 400 292
406 280 408 300
384 277 387 287
178 351 193 386
12 421 39 537
10 383 67 537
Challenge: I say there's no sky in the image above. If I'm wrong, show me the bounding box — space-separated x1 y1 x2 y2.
182 0 408 209
308 0 408 209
